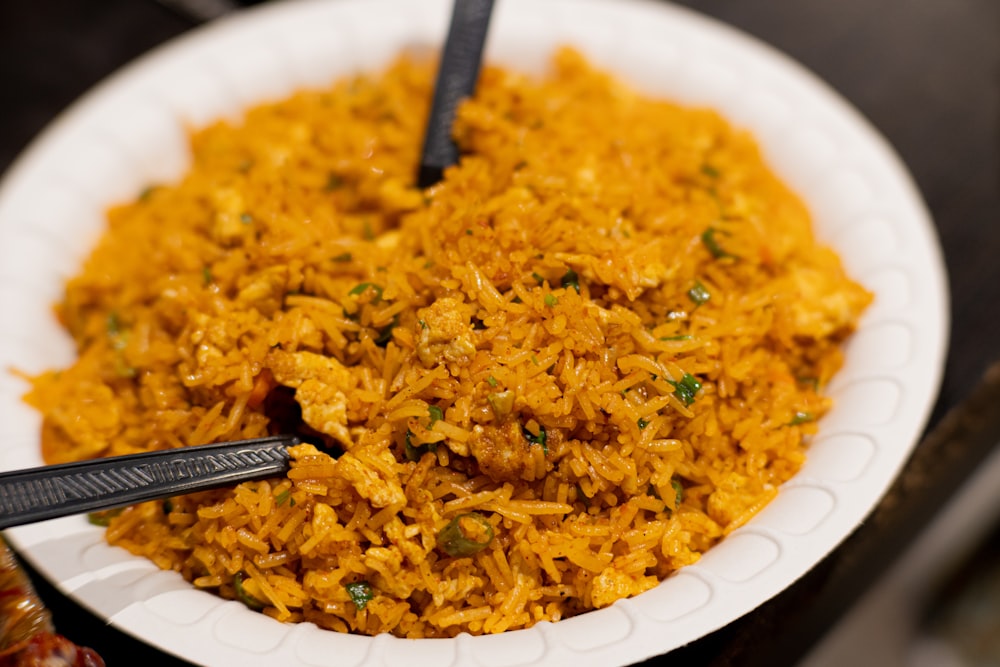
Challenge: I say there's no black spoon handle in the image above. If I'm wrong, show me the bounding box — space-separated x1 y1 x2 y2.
0 435 298 530
417 0 495 188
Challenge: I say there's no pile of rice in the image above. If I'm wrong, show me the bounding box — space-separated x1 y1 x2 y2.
24 49 871 637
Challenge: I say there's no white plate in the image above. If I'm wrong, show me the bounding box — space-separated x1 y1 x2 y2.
0 0 948 665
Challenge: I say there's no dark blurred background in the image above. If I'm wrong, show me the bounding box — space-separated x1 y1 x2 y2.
0 1 998 665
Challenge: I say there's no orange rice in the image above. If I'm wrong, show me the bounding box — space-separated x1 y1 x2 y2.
24 49 871 637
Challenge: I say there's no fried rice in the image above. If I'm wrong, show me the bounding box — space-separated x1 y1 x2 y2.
23 48 871 637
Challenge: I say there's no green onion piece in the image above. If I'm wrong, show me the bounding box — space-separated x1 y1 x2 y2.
700 164 721 179
789 411 814 426
373 315 398 347
349 282 384 304
326 173 345 191
345 581 375 610
419 319 429 330
637 417 649 430
106 311 135 377
240 213 253 225
701 227 733 259
668 373 702 407
87 508 123 527
532 272 546 285
659 335 692 341
202 266 212 285
797 376 820 392
671 479 684 509
560 268 580 293
523 423 548 455
428 405 444 425
362 219 374 240
531 353 540 365
688 280 711 306
486 375 498 388
275 489 292 507
332 252 353 262
544 293 558 307
404 429 436 462
234 572 265 610
437 513 495 558
106 311 122 336
487 391 515 420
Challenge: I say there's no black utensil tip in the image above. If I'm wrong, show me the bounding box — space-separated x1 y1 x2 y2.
417 0 495 189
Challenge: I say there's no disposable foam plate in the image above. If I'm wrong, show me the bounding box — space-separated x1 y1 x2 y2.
0 0 948 665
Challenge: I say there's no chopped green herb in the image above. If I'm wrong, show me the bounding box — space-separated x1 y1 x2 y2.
544 294 558 307
332 252 353 262
659 335 692 341
233 572 264 610
428 405 444 425
345 581 375 610
671 478 685 509
423 259 434 269
486 375 498 388
687 280 711 307
531 353 540 365
668 373 702 407
240 213 253 225
532 272 546 285
362 219 374 240
701 227 734 259
637 417 650 430
275 489 292 507
325 173 345 190
349 282 384 304
523 423 548 455
560 268 580 293
465 229 474 236
418 319 428 330
87 508 122 527
788 411 814 426
437 513 495 557
202 266 212 285
700 164 721 179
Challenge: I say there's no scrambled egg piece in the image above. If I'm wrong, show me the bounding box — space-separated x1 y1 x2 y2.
267 349 354 446
415 297 477 368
